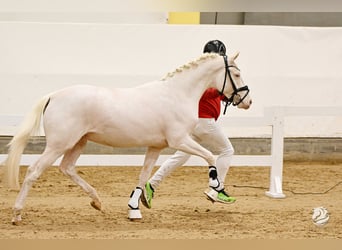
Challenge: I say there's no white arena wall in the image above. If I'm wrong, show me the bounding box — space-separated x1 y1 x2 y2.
0 22 341 137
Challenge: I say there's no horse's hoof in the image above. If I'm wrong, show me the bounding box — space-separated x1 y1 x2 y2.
128 209 142 221
11 215 22 226
12 220 21 226
90 200 102 211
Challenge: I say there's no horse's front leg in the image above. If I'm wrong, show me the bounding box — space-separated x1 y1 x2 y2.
171 135 216 166
170 136 221 191
128 147 161 220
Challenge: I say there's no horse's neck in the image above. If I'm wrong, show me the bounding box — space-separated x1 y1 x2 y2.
166 57 222 101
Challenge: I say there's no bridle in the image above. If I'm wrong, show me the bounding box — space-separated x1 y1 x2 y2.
220 55 250 114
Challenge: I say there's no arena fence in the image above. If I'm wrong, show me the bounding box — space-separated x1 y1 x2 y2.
1 106 341 199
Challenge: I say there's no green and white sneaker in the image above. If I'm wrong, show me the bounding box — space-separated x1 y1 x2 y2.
141 182 154 209
204 188 236 204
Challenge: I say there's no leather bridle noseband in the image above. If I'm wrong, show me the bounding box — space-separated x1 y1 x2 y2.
220 55 250 114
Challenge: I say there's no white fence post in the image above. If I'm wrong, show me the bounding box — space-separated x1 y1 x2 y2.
265 107 286 198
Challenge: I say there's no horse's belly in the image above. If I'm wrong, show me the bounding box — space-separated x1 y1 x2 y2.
86 131 168 148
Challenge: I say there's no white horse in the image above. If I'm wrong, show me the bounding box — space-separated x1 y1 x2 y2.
3 52 251 225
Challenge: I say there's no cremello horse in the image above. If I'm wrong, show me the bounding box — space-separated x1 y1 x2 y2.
3 53 251 224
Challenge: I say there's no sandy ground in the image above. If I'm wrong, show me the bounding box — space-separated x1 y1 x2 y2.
0 162 341 239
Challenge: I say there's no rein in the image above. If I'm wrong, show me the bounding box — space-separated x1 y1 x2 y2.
220 55 250 115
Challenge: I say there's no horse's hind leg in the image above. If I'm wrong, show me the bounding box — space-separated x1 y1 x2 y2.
12 148 62 225
59 137 102 211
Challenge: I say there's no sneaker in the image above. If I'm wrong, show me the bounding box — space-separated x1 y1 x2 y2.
204 188 236 204
141 182 154 209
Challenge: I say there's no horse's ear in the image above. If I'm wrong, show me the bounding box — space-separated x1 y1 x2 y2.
232 51 240 60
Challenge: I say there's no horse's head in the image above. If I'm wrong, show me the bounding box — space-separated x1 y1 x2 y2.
216 52 252 110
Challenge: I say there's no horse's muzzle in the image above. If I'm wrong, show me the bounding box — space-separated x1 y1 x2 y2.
238 98 252 109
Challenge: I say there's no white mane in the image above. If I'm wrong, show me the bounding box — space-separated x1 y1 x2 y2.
162 53 219 80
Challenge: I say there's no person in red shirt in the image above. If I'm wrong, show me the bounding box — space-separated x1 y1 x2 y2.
142 40 236 208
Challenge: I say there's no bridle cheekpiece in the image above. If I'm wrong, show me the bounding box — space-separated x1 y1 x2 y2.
220 55 250 114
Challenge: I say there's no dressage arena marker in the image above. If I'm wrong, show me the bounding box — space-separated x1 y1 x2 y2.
1 106 342 199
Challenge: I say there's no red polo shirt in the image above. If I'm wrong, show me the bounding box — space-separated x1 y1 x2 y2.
198 88 224 121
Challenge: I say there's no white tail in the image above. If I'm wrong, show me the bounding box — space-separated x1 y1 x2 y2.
3 95 51 190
